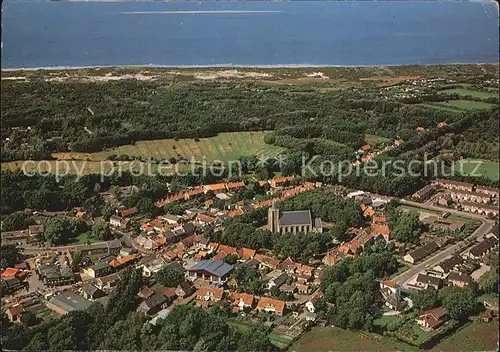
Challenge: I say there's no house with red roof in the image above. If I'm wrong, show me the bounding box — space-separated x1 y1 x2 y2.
257 297 285 316
196 287 224 303
226 181 245 191
228 292 255 311
1 268 23 279
204 183 227 194
237 247 256 261
269 176 294 188
6 304 24 322
118 207 137 218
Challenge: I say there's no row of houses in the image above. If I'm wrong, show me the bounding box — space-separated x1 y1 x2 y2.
155 176 297 208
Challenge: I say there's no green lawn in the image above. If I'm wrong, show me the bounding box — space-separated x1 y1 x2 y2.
291 326 417 352
53 131 285 163
430 319 499 352
438 88 498 99
418 100 496 113
400 205 440 215
455 159 499 181
365 134 391 146
439 100 496 110
373 315 400 328
418 103 464 113
69 232 101 245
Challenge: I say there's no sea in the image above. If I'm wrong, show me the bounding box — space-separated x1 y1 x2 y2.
1 0 499 68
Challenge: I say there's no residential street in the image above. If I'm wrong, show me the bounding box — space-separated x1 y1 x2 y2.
393 200 496 287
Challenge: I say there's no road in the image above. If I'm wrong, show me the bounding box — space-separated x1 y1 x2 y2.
18 230 149 255
392 200 495 287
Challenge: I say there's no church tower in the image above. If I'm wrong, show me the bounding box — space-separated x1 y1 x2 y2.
267 200 280 233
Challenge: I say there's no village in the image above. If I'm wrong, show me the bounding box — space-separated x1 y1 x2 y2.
1 174 499 350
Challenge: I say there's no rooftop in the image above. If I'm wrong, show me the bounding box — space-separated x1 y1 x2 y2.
49 292 92 312
188 260 234 278
279 210 312 226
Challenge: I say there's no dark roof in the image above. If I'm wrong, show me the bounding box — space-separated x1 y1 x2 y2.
408 242 439 261
199 237 210 246
107 239 122 249
188 260 233 278
182 223 196 234
82 284 101 296
271 273 288 287
447 271 472 284
279 210 312 226
416 274 442 287
164 231 177 239
243 258 261 268
178 281 194 292
49 292 92 312
137 254 157 266
436 255 464 273
314 218 322 229
60 266 74 278
415 184 434 197
469 237 498 257
143 293 167 309
90 262 111 271
361 196 372 205
98 273 122 285
3 277 21 288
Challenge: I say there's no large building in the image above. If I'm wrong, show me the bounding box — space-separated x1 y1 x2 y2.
267 201 322 234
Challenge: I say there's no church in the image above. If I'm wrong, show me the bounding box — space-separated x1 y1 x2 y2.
267 201 322 234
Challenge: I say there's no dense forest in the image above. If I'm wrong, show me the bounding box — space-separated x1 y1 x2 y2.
1 71 497 161
1 68 498 200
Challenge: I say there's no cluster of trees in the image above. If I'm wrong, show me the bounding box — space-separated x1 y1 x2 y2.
0 211 31 232
2 269 271 351
388 210 423 244
318 249 399 331
411 286 479 321
37 216 89 246
155 265 185 288
0 169 171 216
0 245 23 269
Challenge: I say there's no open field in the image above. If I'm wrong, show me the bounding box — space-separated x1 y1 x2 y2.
418 103 464 113
52 132 284 163
418 99 496 113
290 326 417 352
365 134 391 146
70 232 101 245
399 205 480 228
1 131 284 174
455 159 500 181
430 319 499 352
439 100 496 110
438 88 498 99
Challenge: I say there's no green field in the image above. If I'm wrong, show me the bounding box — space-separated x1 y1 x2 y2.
419 100 496 113
439 100 496 111
54 131 284 163
291 327 417 352
1 131 285 174
438 88 498 99
430 319 499 352
417 103 464 113
455 159 500 181
70 232 102 245
365 134 391 146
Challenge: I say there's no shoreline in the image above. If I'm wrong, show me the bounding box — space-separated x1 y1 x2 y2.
2 62 499 72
